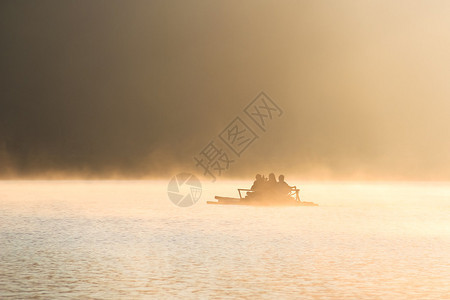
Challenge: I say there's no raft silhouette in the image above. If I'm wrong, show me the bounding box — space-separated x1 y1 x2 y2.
208 179 318 206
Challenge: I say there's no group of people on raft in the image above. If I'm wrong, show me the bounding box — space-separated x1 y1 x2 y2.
246 173 295 200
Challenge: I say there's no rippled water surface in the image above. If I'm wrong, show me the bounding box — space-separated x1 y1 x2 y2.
1 180 449 299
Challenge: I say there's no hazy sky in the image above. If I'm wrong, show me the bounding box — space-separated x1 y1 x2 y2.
1 0 450 180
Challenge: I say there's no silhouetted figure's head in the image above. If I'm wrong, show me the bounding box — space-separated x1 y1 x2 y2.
268 173 276 182
251 174 264 191
278 174 285 182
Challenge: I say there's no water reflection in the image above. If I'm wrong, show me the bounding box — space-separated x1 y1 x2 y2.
0 181 449 298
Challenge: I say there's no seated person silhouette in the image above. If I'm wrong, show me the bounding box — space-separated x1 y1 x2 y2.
267 173 277 189
277 174 292 196
260 173 277 199
251 174 264 191
247 174 264 199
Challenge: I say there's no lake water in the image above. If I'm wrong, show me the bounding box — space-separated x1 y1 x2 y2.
0 180 449 299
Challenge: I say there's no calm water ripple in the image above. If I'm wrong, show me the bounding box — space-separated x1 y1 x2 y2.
0 181 449 299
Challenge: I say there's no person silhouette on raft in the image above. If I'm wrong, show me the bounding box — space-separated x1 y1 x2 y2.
248 173 293 201
251 174 265 191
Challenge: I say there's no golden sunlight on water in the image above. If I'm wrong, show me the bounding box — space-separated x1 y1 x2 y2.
0 180 449 298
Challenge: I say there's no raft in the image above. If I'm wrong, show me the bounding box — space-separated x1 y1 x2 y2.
208 188 318 206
